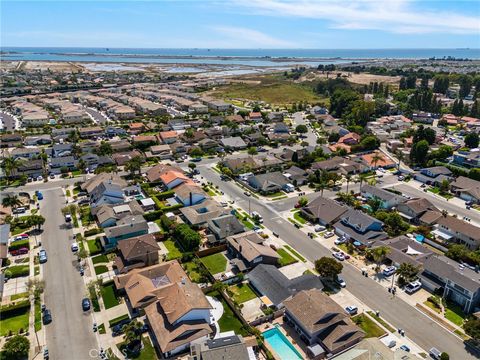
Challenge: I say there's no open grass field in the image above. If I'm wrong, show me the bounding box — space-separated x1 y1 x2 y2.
210 75 327 106
200 253 227 275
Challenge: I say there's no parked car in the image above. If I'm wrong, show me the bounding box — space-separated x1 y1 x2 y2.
345 305 358 315
398 176 404 181
82 298 91 311
429 348 442 359
12 207 26 214
10 248 29 256
340 251 350 260
71 242 79 252
333 252 345 261
37 175 43 181
42 309 52 324
39 249 48 263
314 225 326 232
12 233 29 242
43 347 49 359
405 280 422 294
65 214 72 223
49 173 55 179
400 345 410 352
383 266 396 277
334 237 346 245
243 191 251 197
324 231 334 238
335 275 346 288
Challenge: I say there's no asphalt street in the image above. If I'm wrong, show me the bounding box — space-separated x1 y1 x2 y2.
40 189 99 360
198 164 479 360
84 108 109 124
0 111 17 132
292 112 317 147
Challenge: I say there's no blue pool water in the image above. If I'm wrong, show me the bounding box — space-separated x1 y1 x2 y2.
415 234 425 243
263 326 303 360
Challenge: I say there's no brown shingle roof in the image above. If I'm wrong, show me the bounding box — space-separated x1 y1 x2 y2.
117 234 159 260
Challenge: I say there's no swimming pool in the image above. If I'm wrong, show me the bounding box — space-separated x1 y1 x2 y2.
263 326 303 360
415 234 425 243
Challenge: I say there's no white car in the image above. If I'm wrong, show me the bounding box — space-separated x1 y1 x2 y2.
334 237 346 245
405 280 422 294
71 242 79 252
383 266 396 277
335 275 346 288
324 231 334 238
333 252 345 261
314 225 326 232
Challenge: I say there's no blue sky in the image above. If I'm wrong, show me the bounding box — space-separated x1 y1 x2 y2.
2 0 479 48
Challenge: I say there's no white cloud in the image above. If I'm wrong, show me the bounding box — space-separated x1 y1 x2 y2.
235 0 480 34
210 26 296 48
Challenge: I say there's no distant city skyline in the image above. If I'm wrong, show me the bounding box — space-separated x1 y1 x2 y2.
1 0 479 49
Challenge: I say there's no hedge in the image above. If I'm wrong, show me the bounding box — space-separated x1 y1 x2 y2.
109 313 130 327
8 239 30 251
0 300 30 318
156 190 175 200
160 203 183 212
5 265 30 278
152 196 164 210
144 210 164 222
84 228 102 237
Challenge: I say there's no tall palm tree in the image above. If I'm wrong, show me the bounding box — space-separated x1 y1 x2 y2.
358 173 369 188
371 152 384 170
345 174 352 193
1 157 24 184
366 246 390 272
122 320 143 346
2 194 22 210
395 150 405 171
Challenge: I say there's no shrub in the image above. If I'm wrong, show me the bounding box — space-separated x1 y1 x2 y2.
8 239 30 251
144 210 164 222
156 190 175 200
173 224 201 251
84 228 102 237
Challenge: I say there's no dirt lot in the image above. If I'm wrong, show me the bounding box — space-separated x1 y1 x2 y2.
300 71 401 86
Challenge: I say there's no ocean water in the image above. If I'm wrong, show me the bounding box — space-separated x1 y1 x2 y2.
1 47 479 67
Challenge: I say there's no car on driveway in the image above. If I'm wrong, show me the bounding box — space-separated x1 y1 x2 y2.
324 231 334 238
314 225 326 232
82 298 91 311
334 237 346 245
10 247 29 256
429 347 442 359
39 249 48 263
333 252 345 261
383 266 396 277
399 345 410 352
405 280 422 294
12 233 29 242
345 305 358 315
42 309 52 324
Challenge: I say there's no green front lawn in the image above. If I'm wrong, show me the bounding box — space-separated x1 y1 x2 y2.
117 336 156 360
94 265 109 275
444 302 466 326
366 311 395 332
277 248 298 267
5 265 30 278
228 283 257 304
87 238 103 255
207 291 248 336
10 292 28 301
34 300 42 332
353 314 385 338
200 253 227 275
92 254 109 265
101 283 120 309
164 239 182 260
284 245 306 262
0 306 30 336
293 211 308 224
264 191 285 198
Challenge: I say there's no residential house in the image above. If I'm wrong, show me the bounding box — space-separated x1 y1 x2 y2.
247 172 291 194
128 122 147 135
283 166 308 186
104 215 149 247
334 209 388 246
198 138 219 152
267 112 284 122
433 215 480 250
226 231 279 271
249 112 263 122
372 235 433 268
132 135 158 147
146 144 172 160
360 184 407 210
175 183 207 206
90 181 125 208
78 126 104 139
414 166 453 186
220 137 247 150
301 197 348 226
360 151 396 169
112 150 144 166
451 176 480 203
248 264 323 308
284 289 364 356
11 159 43 178
114 261 213 357
0 133 22 148
397 198 440 224
113 234 160 274
311 156 366 175
24 135 52 146
189 335 253 360
453 151 480 169
207 214 244 242
179 200 227 228
159 170 190 189
159 131 178 144
49 156 76 172
81 173 127 194
52 143 73 158
419 255 480 314
145 163 183 183
9 147 41 160
109 139 131 153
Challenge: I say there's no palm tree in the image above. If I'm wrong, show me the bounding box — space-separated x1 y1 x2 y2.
122 320 143 346
2 157 24 184
2 194 22 211
358 172 369 188
395 262 420 285
371 152 384 170
366 246 390 272
395 150 405 171
345 174 352 193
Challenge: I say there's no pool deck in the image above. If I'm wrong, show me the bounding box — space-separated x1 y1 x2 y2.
258 319 308 360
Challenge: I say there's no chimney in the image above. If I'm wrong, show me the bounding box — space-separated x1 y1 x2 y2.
181 277 186 285
239 245 242 253
190 191 193 205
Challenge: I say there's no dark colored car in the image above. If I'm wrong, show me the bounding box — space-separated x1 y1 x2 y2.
10 248 29 256
82 298 91 311
42 309 52 324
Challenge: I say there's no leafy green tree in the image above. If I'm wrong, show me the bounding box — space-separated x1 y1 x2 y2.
365 246 390 271
396 263 420 285
314 257 343 280
26 214 45 230
410 140 429 166
247 147 258 156
469 168 480 181
189 147 204 157
97 141 113 156
374 211 409 237
445 244 469 262
125 156 143 176
433 75 449 94
173 224 201 251
440 352 450 360
459 75 472 98
464 317 480 340
465 133 479 149
329 89 360 118
122 320 143 346
2 335 30 360
298 197 308 207
1 157 24 184
295 124 308 134
439 179 450 194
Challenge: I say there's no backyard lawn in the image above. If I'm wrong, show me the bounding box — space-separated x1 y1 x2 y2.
183 261 205 283
200 253 227 275
208 291 248 336
94 265 109 275
277 248 298 267
229 283 257 304
0 306 30 336
164 239 182 260
101 283 120 309
352 314 385 338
